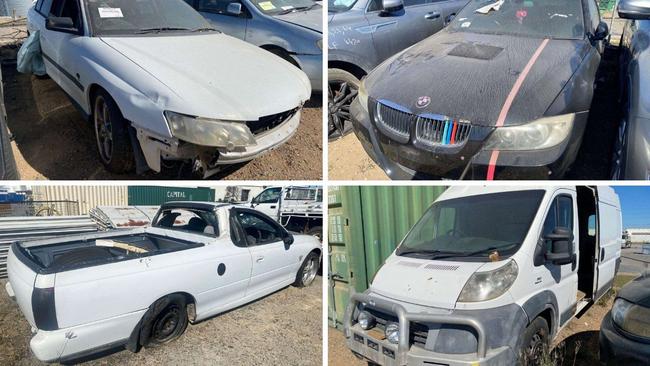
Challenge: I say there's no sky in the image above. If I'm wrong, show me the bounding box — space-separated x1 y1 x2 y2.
613 186 650 229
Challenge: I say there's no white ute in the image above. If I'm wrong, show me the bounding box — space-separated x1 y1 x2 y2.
345 186 622 366
26 0 311 177
6 202 321 363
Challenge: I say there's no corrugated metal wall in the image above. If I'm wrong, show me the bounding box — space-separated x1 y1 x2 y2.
32 186 128 215
128 186 215 205
328 186 447 329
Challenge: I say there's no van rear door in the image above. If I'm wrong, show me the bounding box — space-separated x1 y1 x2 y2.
594 187 622 300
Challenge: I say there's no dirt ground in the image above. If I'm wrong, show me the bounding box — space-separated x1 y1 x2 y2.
0 24 322 181
0 276 322 366
327 274 637 366
328 18 627 181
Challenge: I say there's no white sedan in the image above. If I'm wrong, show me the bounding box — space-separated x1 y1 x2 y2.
6 202 321 363
26 0 311 177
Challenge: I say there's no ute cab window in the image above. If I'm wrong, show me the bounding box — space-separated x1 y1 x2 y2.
153 208 219 236
235 211 285 245
254 187 282 204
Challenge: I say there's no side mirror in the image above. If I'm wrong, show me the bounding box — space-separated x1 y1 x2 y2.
592 21 609 41
227 2 243 15
283 233 294 246
618 0 650 20
545 227 574 266
381 0 404 13
46 16 80 35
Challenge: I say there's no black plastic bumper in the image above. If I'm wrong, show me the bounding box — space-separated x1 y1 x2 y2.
349 97 588 180
599 312 650 365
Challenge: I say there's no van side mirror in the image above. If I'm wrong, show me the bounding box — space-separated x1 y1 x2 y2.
618 0 650 20
545 227 574 265
46 16 80 35
227 2 243 15
382 0 404 13
592 21 609 41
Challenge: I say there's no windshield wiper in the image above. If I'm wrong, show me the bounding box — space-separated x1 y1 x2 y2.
136 27 191 34
277 4 315 14
397 248 456 258
430 242 520 260
191 27 218 33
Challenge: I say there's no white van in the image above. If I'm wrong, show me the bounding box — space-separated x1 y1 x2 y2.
344 186 622 366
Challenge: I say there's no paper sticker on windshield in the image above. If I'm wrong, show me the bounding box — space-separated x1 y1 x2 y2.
259 1 276 10
98 7 124 18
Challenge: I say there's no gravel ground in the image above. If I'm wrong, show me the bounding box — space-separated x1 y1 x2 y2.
328 18 627 181
327 274 637 366
0 276 322 366
0 25 322 181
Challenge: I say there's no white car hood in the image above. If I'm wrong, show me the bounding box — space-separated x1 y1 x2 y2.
100 33 311 120
370 256 486 309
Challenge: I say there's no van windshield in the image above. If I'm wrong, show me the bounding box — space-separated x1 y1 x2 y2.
85 0 215 36
449 0 585 40
397 190 545 261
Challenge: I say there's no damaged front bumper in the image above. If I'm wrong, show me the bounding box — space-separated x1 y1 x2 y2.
344 292 526 366
349 97 588 180
135 108 301 177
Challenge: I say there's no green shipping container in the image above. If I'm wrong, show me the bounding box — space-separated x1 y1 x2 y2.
128 186 215 205
328 186 446 329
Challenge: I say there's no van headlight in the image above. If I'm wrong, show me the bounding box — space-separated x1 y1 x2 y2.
357 79 368 112
611 298 650 339
164 111 257 149
357 311 375 330
458 260 518 302
483 113 575 151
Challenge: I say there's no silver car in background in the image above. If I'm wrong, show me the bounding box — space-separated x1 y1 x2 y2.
184 0 323 92
613 0 650 179
328 0 467 138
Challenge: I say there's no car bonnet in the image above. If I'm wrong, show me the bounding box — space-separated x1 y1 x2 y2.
364 30 590 127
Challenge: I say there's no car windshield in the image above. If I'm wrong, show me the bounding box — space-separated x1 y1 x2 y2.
396 190 545 261
250 0 318 15
328 0 357 12
449 0 585 39
85 0 216 36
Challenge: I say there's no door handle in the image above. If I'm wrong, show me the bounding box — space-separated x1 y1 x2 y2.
600 248 605 261
256 256 264 262
270 205 276 209
425 11 441 20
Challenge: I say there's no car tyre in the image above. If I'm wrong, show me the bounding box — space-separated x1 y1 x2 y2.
520 317 550 366
328 68 360 141
93 89 135 173
140 294 189 348
294 251 319 287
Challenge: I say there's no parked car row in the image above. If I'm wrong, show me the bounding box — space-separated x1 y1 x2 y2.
21 0 321 178
329 0 650 181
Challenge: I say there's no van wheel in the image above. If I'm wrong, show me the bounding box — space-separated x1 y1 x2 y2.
294 252 319 287
328 68 359 140
520 317 549 366
140 294 189 347
93 90 135 173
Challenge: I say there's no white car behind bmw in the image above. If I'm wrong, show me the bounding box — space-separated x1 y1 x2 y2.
26 0 311 177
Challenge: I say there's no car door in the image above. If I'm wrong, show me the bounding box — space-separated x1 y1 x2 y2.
365 0 444 62
232 208 301 297
252 187 282 219
193 0 249 39
38 0 86 105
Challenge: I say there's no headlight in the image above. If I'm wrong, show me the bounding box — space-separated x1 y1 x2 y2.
357 79 368 112
458 260 518 302
612 298 650 339
164 111 257 149
357 311 375 330
385 322 400 344
483 113 575 151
